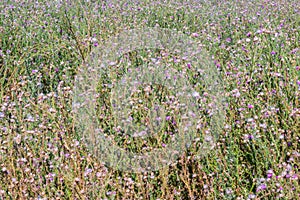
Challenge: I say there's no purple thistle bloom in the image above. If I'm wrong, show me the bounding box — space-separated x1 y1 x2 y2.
292 174 298 180
84 168 93 176
187 63 191 69
256 184 267 192
267 173 272 178
248 104 254 109
285 174 291 178
191 32 199 37
267 169 274 178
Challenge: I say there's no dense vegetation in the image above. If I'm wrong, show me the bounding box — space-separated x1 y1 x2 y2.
0 0 299 199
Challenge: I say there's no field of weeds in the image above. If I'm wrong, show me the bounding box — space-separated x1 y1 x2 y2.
0 0 299 199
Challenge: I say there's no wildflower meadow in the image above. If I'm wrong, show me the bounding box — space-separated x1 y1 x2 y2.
0 0 299 199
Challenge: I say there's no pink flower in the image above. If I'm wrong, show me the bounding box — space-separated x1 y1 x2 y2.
191 32 199 37
248 104 254 109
